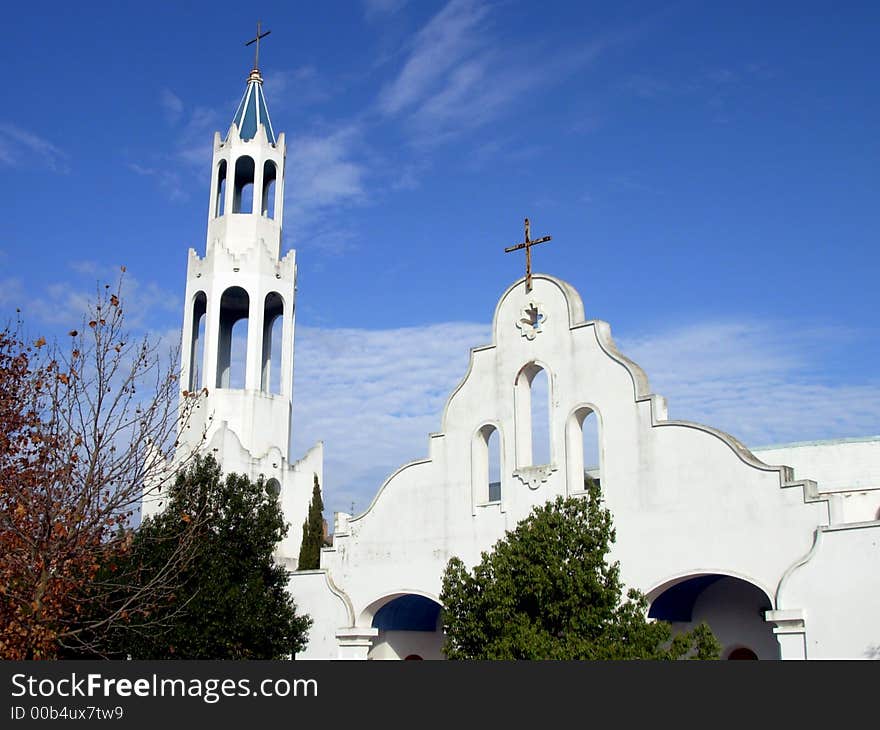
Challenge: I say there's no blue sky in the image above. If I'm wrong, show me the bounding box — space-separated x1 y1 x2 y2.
2 1 879 515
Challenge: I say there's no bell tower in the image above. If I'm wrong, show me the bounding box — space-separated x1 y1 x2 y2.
151 41 322 568
180 63 294 458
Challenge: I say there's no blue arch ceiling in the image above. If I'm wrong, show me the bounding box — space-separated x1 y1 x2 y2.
371 595 441 632
648 576 723 622
648 575 773 622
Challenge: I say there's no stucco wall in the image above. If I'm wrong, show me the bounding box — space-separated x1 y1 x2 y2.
780 522 880 659
291 571 353 660
753 439 880 523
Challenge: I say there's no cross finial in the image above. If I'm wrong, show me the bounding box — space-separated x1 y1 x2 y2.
504 217 552 292
245 21 272 71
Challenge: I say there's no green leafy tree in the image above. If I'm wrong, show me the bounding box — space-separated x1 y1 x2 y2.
297 475 324 571
440 482 720 660
104 456 311 659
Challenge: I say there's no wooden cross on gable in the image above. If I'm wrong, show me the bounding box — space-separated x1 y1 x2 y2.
504 218 552 292
245 21 271 70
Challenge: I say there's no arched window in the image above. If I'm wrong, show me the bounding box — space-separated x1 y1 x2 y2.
232 156 255 214
216 286 249 388
566 406 602 493
472 424 503 504
530 368 550 465
215 160 227 217
488 427 501 502
188 292 207 391
514 363 552 468
261 292 283 394
262 160 277 219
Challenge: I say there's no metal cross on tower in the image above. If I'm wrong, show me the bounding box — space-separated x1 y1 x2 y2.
245 21 272 70
504 218 552 292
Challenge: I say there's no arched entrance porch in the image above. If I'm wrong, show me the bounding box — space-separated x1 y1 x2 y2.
647 574 779 659
360 593 445 660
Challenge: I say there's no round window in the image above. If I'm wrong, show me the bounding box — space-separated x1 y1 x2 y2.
265 478 281 498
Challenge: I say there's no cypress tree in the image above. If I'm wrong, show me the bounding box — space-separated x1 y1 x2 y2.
297 474 324 570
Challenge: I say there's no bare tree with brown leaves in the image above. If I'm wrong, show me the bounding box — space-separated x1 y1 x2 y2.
0 272 207 659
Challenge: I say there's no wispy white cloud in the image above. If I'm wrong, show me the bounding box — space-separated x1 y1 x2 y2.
0 123 69 172
619 321 880 448
130 95 219 201
26 266 180 331
285 126 368 225
168 105 218 173
291 322 489 512
622 322 805 383
291 317 880 516
378 0 489 117
377 0 613 145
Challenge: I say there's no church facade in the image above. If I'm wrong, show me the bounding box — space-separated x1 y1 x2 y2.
154 59 880 660
291 275 880 660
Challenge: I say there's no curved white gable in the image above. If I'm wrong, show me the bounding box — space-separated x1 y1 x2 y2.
291 274 877 659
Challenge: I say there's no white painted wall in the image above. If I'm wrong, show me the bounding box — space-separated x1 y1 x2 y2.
292 571 354 659
754 439 880 523
779 523 880 659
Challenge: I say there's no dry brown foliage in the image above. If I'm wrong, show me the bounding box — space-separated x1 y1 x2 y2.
0 274 206 658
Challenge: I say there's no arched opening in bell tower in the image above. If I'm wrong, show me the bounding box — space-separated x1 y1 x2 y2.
261 292 284 394
262 160 277 219
565 406 602 493
232 155 255 214
472 424 503 504
514 362 552 468
214 161 227 217
216 286 250 389
188 291 207 391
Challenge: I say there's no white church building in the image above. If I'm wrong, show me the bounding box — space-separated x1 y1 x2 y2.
153 58 880 660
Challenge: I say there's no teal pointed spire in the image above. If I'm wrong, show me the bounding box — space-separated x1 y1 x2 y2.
230 68 276 144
